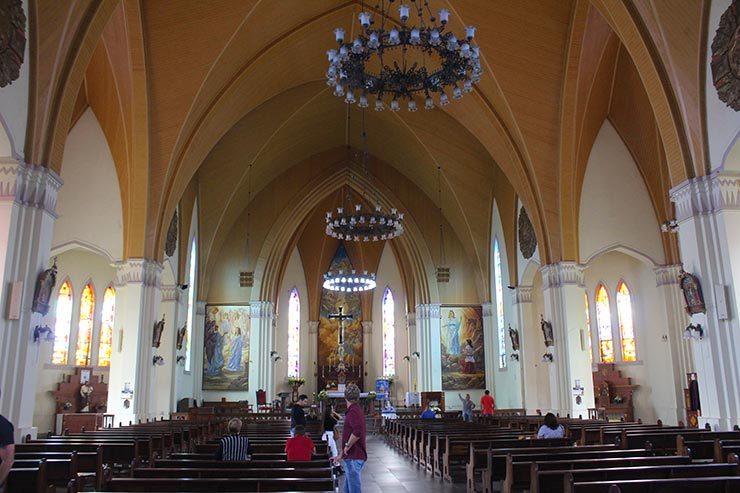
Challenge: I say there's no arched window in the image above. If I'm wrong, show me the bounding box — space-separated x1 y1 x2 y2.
617 281 636 361
595 284 614 363
493 239 506 368
185 238 197 372
382 288 396 377
98 287 115 367
52 281 73 365
584 292 593 364
75 283 95 366
287 288 300 378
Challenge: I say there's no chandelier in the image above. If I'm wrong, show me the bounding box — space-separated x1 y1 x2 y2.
326 204 404 241
323 270 377 292
327 0 482 111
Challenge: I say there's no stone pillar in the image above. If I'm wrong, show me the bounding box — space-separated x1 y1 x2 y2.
481 302 497 396
670 171 740 430
307 321 319 395
406 313 418 393
540 263 594 418
107 259 163 425
250 301 275 399
415 304 441 391
512 287 534 410
0 160 62 440
654 265 692 425
362 321 372 390
157 285 179 417
192 301 206 405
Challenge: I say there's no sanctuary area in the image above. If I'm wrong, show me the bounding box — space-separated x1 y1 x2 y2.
0 1 740 492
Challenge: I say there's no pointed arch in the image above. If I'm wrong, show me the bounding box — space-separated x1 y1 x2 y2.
52 279 74 365
382 287 396 377
75 282 96 366
616 280 636 361
287 287 301 378
595 283 614 363
97 286 116 367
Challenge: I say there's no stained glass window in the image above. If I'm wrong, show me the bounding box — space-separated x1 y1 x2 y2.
52 281 73 365
585 292 593 364
98 287 115 367
75 283 95 366
617 281 637 362
494 239 506 368
185 239 196 372
287 288 300 378
382 288 396 377
595 284 614 363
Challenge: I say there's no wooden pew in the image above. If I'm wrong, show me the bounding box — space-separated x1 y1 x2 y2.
6 461 47 493
570 476 740 493
15 449 101 486
102 477 335 491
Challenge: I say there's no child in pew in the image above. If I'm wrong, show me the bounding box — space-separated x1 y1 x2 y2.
216 418 252 461
286 425 316 461
536 413 565 439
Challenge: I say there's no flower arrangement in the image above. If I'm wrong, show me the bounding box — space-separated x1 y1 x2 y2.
287 377 306 387
317 390 328 402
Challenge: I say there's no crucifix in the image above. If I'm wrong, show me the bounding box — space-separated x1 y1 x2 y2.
328 305 353 383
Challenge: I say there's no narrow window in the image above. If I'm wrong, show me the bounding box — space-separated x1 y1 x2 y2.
617 281 637 362
185 239 196 372
52 281 73 365
75 283 95 366
382 288 396 376
595 284 614 363
494 239 506 368
97 287 115 367
287 288 300 378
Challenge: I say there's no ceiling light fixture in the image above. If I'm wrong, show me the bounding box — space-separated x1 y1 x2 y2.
323 270 377 292
327 0 481 111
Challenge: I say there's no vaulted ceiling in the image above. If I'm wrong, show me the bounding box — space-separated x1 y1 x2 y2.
27 0 709 299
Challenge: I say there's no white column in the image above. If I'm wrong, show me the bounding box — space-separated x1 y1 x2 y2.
512 287 534 410
192 301 206 405
107 259 162 425
670 171 740 430
156 285 179 417
362 321 372 390
654 265 693 425
250 301 275 399
0 160 62 440
308 321 319 395
406 313 418 393
540 263 594 418
415 304 441 391
481 302 497 396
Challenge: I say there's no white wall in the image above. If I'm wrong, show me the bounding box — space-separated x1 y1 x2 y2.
579 121 664 265
53 109 123 262
526 272 551 413
174 203 198 405
0 0 29 159
706 0 740 171
34 249 115 432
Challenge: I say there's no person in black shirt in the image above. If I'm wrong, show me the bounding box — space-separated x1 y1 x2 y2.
321 403 341 458
290 394 308 437
0 392 15 493
215 418 252 461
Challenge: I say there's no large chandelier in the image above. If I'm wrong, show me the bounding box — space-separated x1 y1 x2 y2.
326 204 404 241
327 0 482 111
323 270 377 292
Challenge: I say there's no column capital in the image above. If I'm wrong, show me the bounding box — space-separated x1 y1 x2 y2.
0 160 63 216
250 300 274 318
670 171 740 222
512 285 533 304
160 284 179 302
654 264 683 286
481 302 493 317
114 259 163 287
539 262 586 289
308 320 319 334
416 303 441 320
362 321 373 334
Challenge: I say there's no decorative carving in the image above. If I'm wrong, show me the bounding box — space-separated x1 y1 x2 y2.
165 211 177 257
711 0 740 110
32 257 57 315
670 171 740 221
541 314 554 347
654 265 683 286
513 286 533 304
679 269 706 315
508 324 520 351
540 262 586 289
115 259 163 287
0 0 26 88
152 314 165 348
518 207 537 259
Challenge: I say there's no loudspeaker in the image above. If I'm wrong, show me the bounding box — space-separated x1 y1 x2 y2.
7 281 22 320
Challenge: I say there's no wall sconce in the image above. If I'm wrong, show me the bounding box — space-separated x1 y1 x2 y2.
542 353 553 363
683 323 704 340
33 325 54 343
153 355 165 366
661 219 679 233
402 351 421 361
510 352 520 361
270 351 281 363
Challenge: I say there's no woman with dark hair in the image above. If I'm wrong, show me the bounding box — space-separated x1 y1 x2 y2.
537 412 565 438
322 403 341 459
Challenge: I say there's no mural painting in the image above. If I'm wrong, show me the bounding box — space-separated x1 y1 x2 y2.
203 304 250 390
441 305 486 390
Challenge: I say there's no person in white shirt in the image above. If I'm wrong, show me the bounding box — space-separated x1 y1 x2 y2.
537 412 565 439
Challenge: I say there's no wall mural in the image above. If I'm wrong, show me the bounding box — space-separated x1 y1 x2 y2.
203 304 250 391
441 305 486 390
318 244 363 389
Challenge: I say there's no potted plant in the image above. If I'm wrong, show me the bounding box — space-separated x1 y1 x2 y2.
287 377 306 403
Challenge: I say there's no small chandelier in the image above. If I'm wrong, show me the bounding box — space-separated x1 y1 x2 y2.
326 204 404 241
323 270 377 292
327 1 482 111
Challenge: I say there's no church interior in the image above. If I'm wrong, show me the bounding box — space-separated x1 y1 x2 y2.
1 0 740 491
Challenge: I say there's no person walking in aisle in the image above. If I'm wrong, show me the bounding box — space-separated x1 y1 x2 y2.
333 383 366 493
480 390 495 416
459 393 475 422
291 394 308 437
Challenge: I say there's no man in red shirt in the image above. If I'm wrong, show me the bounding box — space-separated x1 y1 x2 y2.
333 383 366 493
480 389 495 416
285 425 315 461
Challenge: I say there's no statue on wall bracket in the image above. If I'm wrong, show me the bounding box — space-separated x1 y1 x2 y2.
32 257 58 316
540 315 554 348
508 324 520 351
152 314 165 348
679 269 706 315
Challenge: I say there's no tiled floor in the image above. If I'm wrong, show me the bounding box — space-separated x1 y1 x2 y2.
340 435 467 493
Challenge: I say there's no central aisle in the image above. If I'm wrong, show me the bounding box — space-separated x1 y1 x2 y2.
348 435 467 493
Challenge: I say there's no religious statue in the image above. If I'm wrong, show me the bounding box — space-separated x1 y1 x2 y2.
508 324 520 352
152 314 165 348
32 257 57 316
176 323 187 351
80 382 93 412
541 315 554 347
679 269 706 315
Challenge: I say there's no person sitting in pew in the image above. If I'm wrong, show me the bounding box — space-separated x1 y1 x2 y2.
0 389 14 493
537 412 565 439
420 404 436 419
285 425 316 461
216 418 252 461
